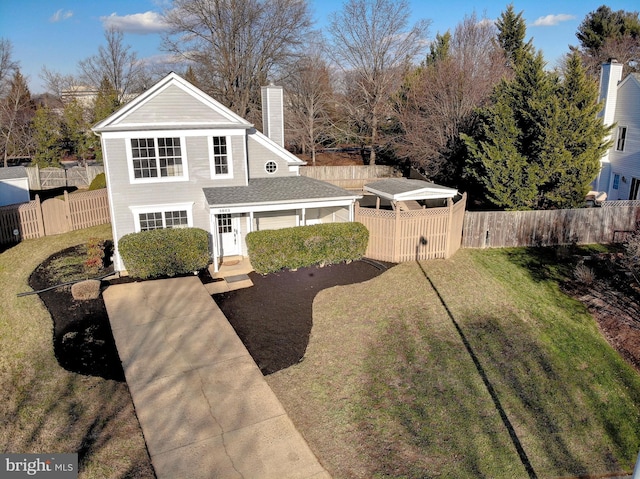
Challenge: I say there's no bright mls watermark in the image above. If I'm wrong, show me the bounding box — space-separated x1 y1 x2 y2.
1 454 77 478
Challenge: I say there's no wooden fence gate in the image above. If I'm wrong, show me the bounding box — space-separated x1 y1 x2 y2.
41 198 71 235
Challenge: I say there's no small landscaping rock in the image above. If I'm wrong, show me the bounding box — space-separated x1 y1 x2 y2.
71 279 102 300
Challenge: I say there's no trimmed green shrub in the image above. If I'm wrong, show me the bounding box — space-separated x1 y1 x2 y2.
88 173 106 190
246 222 369 274
119 227 211 279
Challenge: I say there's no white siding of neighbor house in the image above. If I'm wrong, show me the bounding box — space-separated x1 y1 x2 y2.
113 84 233 126
607 76 640 199
0 177 30 206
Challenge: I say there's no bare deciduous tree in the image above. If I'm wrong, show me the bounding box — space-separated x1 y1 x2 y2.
162 0 312 123
78 27 145 102
327 0 429 165
396 13 507 182
1 70 34 167
0 38 19 94
283 51 334 165
39 66 80 99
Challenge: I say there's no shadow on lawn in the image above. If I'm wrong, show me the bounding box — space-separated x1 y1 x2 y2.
359 255 632 477
4 370 154 477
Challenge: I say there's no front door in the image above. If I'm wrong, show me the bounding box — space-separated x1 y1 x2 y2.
217 213 242 257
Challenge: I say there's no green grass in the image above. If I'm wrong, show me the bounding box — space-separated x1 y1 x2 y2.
0 225 154 478
266 247 640 479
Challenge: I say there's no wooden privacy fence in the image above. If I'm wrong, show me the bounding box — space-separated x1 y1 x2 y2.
356 193 467 262
0 189 110 244
25 165 104 190
300 165 401 190
462 205 640 248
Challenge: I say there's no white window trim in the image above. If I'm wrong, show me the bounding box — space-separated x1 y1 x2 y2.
126 134 190 184
208 135 234 180
130 203 194 232
265 160 278 174
616 126 627 152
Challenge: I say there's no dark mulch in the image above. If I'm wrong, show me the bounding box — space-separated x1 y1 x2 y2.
28 245 125 381
214 260 392 375
28 244 391 379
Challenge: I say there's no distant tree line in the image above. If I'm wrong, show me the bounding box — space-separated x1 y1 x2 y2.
0 1 638 210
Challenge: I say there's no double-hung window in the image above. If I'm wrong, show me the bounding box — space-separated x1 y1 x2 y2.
616 126 627 151
131 204 193 232
131 137 185 180
212 136 229 175
209 135 234 179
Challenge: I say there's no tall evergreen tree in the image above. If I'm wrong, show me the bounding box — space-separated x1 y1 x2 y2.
92 76 120 124
426 31 451 66
495 4 533 68
32 106 62 167
574 5 640 77
540 52 612 207
464 49 611 210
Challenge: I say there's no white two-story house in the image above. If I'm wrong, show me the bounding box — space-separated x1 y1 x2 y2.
595 60 640 200
92 72 360 272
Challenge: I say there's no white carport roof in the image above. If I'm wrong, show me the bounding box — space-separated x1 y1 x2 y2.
364 178 458 201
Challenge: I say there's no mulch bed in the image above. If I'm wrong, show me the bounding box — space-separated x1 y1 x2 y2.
213 260 392 374
28 245 640 380
28 246 391 379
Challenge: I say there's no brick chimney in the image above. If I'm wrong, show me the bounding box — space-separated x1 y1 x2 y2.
261 84 284 147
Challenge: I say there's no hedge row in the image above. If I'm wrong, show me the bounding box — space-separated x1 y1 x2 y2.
119 227 210 279
246 222 369 274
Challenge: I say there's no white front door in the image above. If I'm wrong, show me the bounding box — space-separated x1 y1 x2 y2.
217 213 242 257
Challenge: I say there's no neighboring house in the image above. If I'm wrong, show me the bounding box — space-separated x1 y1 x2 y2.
0 166 30 206
92 72 360 273
595 60 640 200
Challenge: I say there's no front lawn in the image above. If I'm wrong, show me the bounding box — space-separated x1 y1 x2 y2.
266 247 640 478
0 225 154 478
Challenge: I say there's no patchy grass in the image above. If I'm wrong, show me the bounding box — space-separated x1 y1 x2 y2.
267 247 640 478
0 225 154 479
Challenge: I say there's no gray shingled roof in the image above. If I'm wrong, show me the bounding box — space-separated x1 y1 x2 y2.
0 166 28 180
365 178 456 196
203 176 359 207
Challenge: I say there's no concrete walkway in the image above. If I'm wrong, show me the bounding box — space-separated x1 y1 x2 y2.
104 276 330 479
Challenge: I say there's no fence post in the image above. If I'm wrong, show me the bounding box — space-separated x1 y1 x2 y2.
394 204 401 262
34 194 45 238
445 197 454 258
34 164 41 190
63 190 72 230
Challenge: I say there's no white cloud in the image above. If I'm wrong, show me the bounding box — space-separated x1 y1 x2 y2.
50 9 73 23
532 14 575 27
100 11 168 34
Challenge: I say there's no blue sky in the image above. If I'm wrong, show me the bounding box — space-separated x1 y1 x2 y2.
1 0 638 93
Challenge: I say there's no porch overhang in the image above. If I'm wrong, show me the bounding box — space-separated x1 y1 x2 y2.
203 176 362 212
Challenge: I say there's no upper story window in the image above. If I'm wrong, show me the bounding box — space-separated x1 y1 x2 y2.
131 137 185 180
213 137 228 174
616 126 627 151
209 135 233 179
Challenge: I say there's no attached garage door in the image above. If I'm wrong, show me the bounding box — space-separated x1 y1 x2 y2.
253 211 298 231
